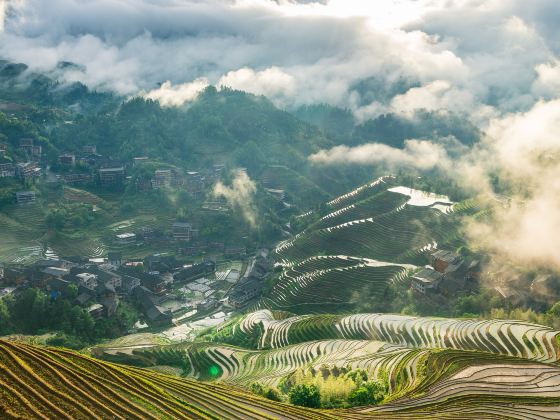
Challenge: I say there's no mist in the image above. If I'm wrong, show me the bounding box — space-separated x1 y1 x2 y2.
4 1 560 273
213 169 258 228
464 100 560 271
309 139 452 172
1 0 559 122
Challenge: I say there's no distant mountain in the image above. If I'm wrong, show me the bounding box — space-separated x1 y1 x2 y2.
295 103 481 148
0 60 117 112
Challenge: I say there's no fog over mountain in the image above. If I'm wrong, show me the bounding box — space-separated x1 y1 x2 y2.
1 0 559 122
3 0 560 272
5 5 560 415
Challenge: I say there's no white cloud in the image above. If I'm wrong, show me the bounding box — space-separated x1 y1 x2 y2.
391 80 466 114
0 1 5 32
0 0 559 122
533 61 560 97
218 67 296 104
484 99 560 181
309 139 452 171
143 79 210 107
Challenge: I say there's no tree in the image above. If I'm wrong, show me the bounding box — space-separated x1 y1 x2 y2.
0 299 11 335
549 301 560 317
288 384 321 408
45 208 67 230
10 288 48 332
74 311 95 340
348 381 386 407
263 388 281 402
66 284 79 300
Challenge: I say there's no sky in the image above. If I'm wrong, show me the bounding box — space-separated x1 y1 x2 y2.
3 0 560 271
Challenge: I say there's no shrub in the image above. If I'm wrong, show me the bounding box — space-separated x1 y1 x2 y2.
46 333 88 350
251 382 282 402
345 368 368 385
250 382 265 395
263 388 282 402
348 381 386 407
288 384 321 408
278 373 295 394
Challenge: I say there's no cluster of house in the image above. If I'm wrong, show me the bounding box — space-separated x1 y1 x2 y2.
56 145 126 188
135 165 224 199
0 258 123 319
412 250 480 296
130 255 218 325
0 138 43 180
1 137 225 189
487 268 560 306
228 256 271 308
1 139 235 212
0 139 118 188
0 138 43 204
0 252 222 326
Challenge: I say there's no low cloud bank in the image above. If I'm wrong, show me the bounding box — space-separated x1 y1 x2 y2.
213 170 258 228
2 0 560 121
465 100 560 270
309 139 452 171
142 79 210 107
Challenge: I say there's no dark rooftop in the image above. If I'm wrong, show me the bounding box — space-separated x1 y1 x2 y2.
432 250 462 264
413 268 444 285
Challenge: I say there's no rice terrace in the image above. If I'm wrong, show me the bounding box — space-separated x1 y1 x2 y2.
2 0 560 418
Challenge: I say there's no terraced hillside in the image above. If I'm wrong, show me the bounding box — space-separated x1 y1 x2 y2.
6 333 560 419
93 311 560 419
0 186 179 263
266 177 475 313
0 339 323 419
236 310 560 362
260 256 412 313
102 339 560 404
277 200 459 266
0 210 43 264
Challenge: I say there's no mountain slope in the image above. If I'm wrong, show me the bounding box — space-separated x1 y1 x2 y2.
4 337 560 419
91 309 560 419
264 176 474 313
0 339 322 419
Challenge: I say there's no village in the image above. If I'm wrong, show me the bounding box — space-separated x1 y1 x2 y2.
0 136 282 339
0 245 273 340
412 250 480 297
2 135 556 341
0 137 231 204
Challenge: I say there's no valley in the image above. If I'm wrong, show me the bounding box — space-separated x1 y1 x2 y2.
1 0 560 412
